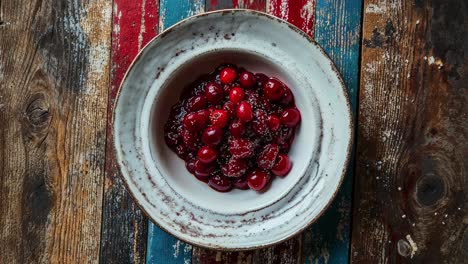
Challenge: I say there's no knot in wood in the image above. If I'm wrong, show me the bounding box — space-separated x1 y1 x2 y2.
415 173 445 207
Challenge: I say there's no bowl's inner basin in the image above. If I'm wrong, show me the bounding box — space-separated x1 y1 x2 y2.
149 50 321 214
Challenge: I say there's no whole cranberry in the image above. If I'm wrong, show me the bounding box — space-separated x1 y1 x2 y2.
236 101 253 122
205 82 224 104
220 67 237 84
263 78 285 101
229 87 245 103
280 88 294 106
228 138 254 159
268 115 281 132
229 119 245 137
272 153 292 177
247 169 270 191
255 73 268 88
221 158 247 177
232 177 249 190
280 108 301 127
183 111 208 132
194 160 216 180
208 175 233 192
239 71 255 88
210 109 229 128
186 95 207 112
197 146 218 164
257 143 280 170
202 126 223 146
223 101 236 117
185 159 197 174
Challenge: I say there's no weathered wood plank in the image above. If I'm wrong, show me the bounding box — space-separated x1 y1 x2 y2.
303 0 362 263
351 0 467 262
146 1 205 264
0 0 111 263
101 1 159 263
267 0 316 36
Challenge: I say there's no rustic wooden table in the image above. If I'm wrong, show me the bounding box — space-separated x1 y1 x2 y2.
1 0 466 263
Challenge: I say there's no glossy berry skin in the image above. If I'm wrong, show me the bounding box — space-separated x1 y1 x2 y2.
197 146 218 164
220 67 237 84
202 126 223 146
208 175 233 192
186 95 207 112
223 101 236 117
263 78 284 101
183 112 207 132
229 119 245 137
229 87 245 103
280 108 301 127
247 169 270 191
257 144 280 170
239 71 255 88
268 115 281 131
280 88 294 106
232 177 249 190
185 159 197 174
210 109 229 128
236 101 253 122
194 160 215 182
272 153 292 177
205 82 224 104
255 73 268 88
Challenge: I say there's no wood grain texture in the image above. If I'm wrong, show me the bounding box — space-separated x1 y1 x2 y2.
303 0 362 263
101 1 159 263
267 0 316 36
351 0 467 262
0 0 111 263
146 1 204 264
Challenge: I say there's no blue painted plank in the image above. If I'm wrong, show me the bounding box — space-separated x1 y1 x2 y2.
147 2 205 264
303 0 362 263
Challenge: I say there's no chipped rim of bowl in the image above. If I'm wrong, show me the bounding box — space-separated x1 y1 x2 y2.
112 8 354 250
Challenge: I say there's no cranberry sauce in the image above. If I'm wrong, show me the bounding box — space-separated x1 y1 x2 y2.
163 64 301 192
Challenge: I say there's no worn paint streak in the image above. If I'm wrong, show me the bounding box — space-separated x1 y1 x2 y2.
267 0 316 37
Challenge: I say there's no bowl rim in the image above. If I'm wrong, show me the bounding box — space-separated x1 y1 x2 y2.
112 8 355 251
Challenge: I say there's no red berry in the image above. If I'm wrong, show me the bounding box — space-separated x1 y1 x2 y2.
229 87 245 103
186 95 207 112
174 144 188 160
210 109 229 128
205 82 224 104
257 143 280 170
183 111 208 131
263 78 284 101
228 138 254 159
202 126 223 146
229 119 245 137
247 169 270 191
220 67 237 84
197 146 218 163
239 71 255 88
252 110 269 135
272 154 292 177
268 115 281 131
280 88 294 106
185 159 197 174
255 73 268 88
194 160 216 181
223 101 236 117
232 177 249 190
236 101 253 122
208 175 233 192
280 108 301 127
221 158 247 177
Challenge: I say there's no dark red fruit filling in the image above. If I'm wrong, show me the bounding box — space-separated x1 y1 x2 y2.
164 64 301 192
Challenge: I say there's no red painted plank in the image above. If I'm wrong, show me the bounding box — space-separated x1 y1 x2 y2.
267 0 316 37
100 1 159 262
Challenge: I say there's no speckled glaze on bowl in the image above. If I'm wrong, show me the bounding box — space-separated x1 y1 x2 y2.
113 9 353 250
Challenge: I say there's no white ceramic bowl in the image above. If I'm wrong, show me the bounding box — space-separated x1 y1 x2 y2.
113 9 353 250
